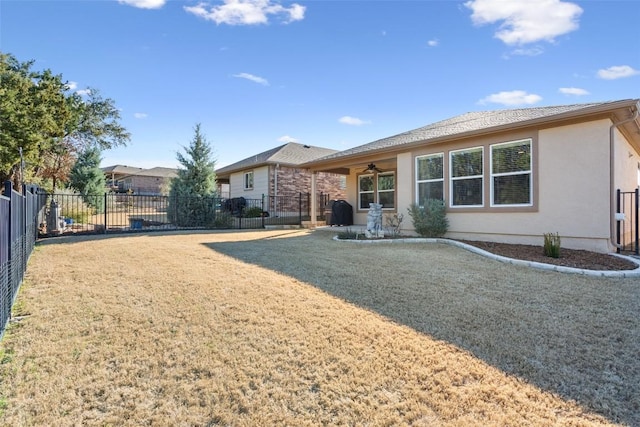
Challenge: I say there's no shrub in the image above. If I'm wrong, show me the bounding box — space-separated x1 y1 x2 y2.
408 200 449 238
243 206 263 218
385 213 404 238
210 211 234 228
543 232 561 258
336 228 358 240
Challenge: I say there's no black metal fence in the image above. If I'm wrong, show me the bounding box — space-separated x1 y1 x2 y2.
40 191 332 236
617 188 639 255
1 182 47 339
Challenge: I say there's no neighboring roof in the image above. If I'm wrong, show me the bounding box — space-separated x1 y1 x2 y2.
216 142 339 176
101 165 178 179
101 165 145 175
304 99 640 166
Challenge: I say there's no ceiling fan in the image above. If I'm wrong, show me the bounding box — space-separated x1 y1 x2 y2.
363 163 384 173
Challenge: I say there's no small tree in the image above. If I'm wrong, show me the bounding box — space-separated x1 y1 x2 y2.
69 146 105 213
408 199 449 238
168 124 218 226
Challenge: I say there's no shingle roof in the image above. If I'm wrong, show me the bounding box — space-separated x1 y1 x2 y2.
307 100 639 164
216 142 339 175
101 165 178 178
101 165 145 175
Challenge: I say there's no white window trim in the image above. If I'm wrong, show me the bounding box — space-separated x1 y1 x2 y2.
449 146 484 208
377 172 396 210
243 171 254 190
415 153 444 207
357 172 396 210
358 174 375 210
489 139 533 207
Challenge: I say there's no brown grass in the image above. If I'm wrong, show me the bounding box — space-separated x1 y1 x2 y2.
1 229 638 426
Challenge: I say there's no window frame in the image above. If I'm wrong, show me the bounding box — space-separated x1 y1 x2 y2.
415 152 444 207
243 171 254 190
490 139 533 207
449 146 484 208
357 171 396 211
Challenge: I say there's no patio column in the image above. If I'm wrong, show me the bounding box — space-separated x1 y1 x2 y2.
311 171 317 227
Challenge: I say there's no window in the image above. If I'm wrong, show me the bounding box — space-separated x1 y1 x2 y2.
416 153 444 206
243 171 254 190
358 174 374 209
490 139 532 206
450 147 483 207
358 172 396 210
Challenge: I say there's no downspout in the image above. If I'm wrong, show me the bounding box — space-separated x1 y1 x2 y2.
609 105 639 250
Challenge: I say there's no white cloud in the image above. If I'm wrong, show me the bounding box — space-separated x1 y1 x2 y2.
465 0 582 45
134 112 149 119
233 72 269 85
184 0 305 25
278 135 298 143
478 90 542 106
507 46 544 57
597 65 639 80
427 39 439 47
76 89 92 97
66 81 78 90
559 87 589 96
339 116 370 126
118 0 166 9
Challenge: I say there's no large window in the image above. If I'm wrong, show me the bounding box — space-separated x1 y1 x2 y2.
450 147 483 207
243 171 254 190
416 153 444 206
358 172 395 210
491 139 532 206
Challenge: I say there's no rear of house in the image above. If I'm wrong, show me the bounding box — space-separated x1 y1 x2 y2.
303 99 640 253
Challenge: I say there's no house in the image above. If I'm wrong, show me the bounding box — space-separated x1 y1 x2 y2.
101 165 178 195
302 99 640 253
215 142 347 207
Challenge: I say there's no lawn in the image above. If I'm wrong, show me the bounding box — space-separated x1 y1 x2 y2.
0 229 638 426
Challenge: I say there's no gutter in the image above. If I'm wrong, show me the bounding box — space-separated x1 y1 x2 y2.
609 103 640 250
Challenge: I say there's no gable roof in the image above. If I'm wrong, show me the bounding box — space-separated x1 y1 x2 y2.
101 165 178 179
216 142 339 176
304 99 640 167
101 165 145 175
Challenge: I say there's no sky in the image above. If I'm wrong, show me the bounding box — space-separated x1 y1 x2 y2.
1 0 639 169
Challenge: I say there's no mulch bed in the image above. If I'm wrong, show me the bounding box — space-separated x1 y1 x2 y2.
458 240 639 271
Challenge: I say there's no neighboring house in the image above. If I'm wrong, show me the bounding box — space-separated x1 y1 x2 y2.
215 142 347 211
302 99 640 253
101 165 178 195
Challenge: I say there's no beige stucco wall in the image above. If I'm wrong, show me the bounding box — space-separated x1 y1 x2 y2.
344 118 637 252
441 120 612 251
229 166 269 199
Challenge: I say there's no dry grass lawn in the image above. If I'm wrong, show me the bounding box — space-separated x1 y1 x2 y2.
0 229 638 426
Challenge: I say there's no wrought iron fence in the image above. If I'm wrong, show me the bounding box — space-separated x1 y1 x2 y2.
617 188 639 255
1 182 47 339
39 191 332 236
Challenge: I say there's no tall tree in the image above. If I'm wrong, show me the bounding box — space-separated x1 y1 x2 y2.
0 52 130 190
69 146 106 213
168 124 218 226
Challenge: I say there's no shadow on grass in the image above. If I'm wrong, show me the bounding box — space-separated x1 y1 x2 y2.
204 230 640 426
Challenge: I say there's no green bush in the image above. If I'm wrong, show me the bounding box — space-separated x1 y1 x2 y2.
543 232 561 258
243 206 263 218
408 200 449 238
210 211 234 229
336 228 358 240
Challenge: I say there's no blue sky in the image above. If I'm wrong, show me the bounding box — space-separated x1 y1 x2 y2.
2 0 639 169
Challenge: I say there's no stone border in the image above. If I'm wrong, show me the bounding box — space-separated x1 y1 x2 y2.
332 236 640 278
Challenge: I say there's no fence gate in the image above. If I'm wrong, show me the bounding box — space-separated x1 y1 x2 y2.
617 189 639 255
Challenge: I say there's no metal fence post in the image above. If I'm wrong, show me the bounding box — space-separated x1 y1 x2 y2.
104 192 108 233
261 194 265 229
635 188 640 255
616 189 621 253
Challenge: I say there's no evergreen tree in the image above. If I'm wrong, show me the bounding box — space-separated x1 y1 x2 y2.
69 146 105 213
168 124 218 226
